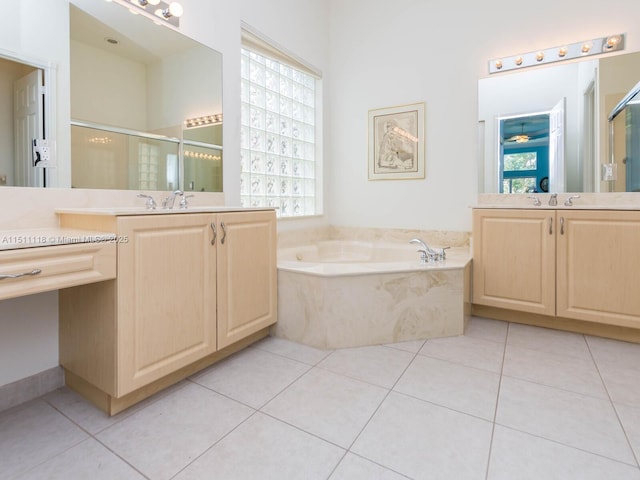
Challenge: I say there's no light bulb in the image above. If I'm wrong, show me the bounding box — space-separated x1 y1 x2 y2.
606 35 621 49
558 47 568 57
536 51 544 62
168 2 183 17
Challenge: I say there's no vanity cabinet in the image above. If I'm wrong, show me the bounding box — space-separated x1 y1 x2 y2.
473 208 640 330
58 209 276 414
556 210 640 328
472 209 556 316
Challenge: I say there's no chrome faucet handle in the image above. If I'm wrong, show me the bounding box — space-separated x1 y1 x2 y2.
416 249 428 264
548 193 558 206
137 193 157 210
564 195 581 206
179 194 195 209
527 195 541 206
162 190 184 209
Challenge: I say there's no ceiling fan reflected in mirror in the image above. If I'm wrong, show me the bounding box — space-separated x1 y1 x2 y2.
502 119 549 145
506 123 530 143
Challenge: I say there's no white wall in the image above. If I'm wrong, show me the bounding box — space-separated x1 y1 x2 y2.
71 40 148 131
327 0 640 232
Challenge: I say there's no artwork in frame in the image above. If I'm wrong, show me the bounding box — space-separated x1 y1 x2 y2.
368 102 425 180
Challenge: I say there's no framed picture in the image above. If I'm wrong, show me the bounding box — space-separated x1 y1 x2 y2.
368 102 425 180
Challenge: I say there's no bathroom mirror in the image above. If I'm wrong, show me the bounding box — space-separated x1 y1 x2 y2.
0 1 222 190
69 0 223 191
478 50 640 194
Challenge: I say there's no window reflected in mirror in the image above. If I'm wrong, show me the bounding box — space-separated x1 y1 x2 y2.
71 124 179 190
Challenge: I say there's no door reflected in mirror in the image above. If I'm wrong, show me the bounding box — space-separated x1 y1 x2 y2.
500 114 550 194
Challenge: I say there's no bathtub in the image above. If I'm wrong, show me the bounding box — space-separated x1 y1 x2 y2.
274 240 472 349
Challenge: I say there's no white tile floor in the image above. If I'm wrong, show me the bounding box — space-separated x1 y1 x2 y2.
2 317 640 479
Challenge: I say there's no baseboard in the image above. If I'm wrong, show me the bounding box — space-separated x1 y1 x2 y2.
472 304 640 344
0 366 64 413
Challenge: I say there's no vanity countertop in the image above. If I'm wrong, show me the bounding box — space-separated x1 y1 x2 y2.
473 193 640 210
472 204 640 210
55 206 276 216
0 228 116 251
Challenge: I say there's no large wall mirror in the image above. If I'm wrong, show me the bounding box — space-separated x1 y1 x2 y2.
70 0 223 192
0 0 222 191
479 50 640 194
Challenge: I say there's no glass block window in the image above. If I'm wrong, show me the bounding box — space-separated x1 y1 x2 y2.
240 47 318 217
137 142 159 190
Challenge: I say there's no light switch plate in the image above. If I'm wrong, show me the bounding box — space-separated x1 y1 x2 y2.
601 163 618 181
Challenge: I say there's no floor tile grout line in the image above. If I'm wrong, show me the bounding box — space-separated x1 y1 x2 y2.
498 372 613 403
249 340 334 366
484 320 509 480
342 345 424 455
415 350 504 376
585 336 640 468
167 409 262 480
494 421 640 469
45 390 184 480
327 451 415 480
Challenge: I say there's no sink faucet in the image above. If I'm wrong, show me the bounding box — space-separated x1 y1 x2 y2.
162 190 184 209
548 193 558 206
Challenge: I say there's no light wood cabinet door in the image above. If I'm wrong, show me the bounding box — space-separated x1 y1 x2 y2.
473 209 556 316
216 210 277 349
557 210 640 328
116 214 217 395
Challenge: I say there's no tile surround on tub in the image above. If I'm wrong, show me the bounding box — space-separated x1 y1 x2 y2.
278 225 471 249
274 264 471 349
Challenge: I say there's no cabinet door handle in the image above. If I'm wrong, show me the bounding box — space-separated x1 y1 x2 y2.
220 222 227 244
560 217 565 235
0 268 42 280
210 222 217 245
549 217 553 235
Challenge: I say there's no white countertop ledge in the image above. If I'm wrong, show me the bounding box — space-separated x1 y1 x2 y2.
55 206 276 215
0 228 117 251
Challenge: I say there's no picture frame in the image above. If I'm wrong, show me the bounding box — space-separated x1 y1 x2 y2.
368 102 425 180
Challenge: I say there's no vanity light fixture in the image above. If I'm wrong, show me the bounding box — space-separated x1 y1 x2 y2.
119 0 183 27
488 33 625 74
184 114 223 128
184 150 222 162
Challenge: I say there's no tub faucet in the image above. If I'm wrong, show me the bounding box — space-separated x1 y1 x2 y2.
162 190 184 209
410 238 447 263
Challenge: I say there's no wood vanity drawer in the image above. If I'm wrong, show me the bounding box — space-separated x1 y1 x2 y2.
0 242 116 300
